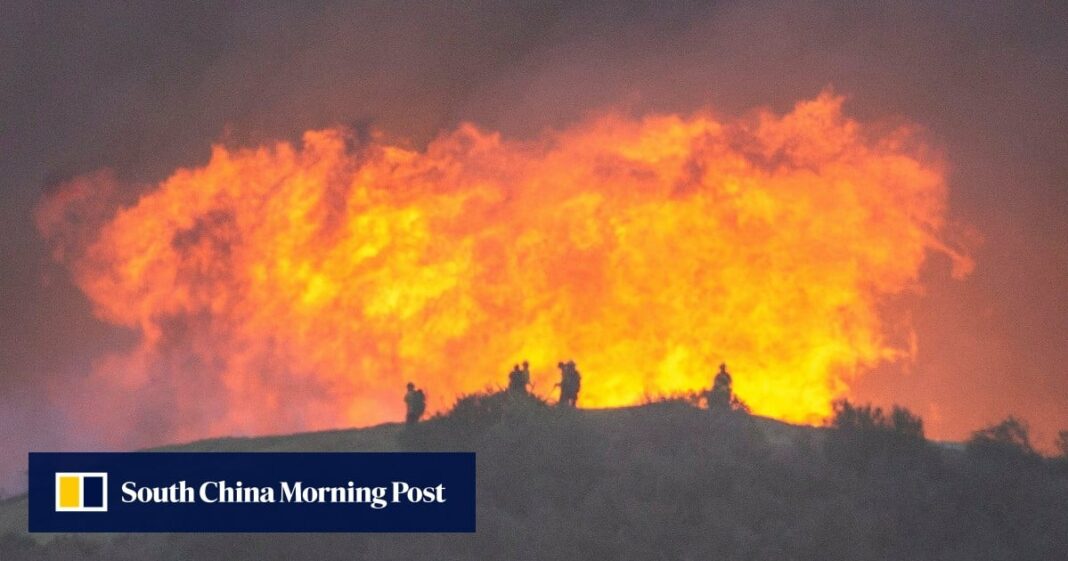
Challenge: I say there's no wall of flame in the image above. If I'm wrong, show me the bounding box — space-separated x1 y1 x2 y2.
36 93 969 443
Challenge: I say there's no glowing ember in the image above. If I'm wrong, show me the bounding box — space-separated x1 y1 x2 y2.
36 92 969 443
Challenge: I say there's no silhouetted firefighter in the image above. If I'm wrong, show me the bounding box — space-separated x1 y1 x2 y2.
555 360 582 407
705 363 734 410
404 382 426 425
508 362 530 395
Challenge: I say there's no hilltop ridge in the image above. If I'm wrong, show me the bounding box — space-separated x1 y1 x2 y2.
3 399 1066 561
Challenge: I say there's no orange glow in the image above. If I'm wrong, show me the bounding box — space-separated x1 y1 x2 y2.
36 92 969 442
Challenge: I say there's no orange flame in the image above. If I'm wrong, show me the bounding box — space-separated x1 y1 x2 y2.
37 92 968 444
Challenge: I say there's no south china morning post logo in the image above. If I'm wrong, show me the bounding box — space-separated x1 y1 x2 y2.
29 452 475 532
54 472 108 512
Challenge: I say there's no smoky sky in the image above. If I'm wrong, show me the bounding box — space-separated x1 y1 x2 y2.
1 1 1066 492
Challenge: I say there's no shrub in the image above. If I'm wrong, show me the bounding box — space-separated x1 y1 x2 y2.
825 399 928 471
890 406 924 439
967 416 1035 457
437 388 513 429
830 399 885 431
640 390 702 408
400 388 554 451
829 399 923 439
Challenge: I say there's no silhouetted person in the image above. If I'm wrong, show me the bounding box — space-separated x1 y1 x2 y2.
555 360 581 407
508 363 529 395
555 362 568 405
707 363 733 410
404 382 426 425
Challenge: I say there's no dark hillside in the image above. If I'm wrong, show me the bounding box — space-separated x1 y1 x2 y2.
3 396 1066 560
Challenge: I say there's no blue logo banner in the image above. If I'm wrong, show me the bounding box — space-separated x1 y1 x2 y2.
29 452 476 532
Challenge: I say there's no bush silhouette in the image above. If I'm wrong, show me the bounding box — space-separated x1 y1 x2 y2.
967 416 1035 457
829 398 883 431
400 388 553 450
640 390 702 408
439 389 512 429
889 406 924 439
828 399 924 439
825 399 927 471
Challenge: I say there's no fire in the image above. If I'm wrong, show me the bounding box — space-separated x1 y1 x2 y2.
37 92 969 444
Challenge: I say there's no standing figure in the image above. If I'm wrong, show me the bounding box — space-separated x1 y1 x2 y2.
556 360 582 407
404 382 427 425
706 363 733 410
508 363 530 395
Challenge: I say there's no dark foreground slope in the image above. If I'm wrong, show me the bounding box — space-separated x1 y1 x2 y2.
2 398 1067 560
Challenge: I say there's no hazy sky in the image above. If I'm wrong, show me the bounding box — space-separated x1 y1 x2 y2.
2 1 1066 492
